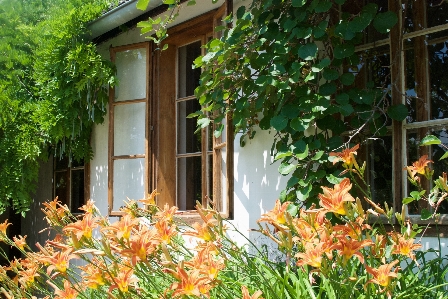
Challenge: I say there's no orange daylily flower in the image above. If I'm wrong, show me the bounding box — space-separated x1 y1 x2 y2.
139 189 160 206
53 280 78 299
333 217 370 240
329 144 359 168
103 214 139 240
18 264 40 287
186 247 225 280
109 268 138 293
258 200 290 228
41 198 69 225
331 237 373 264
365 260 400 288
318 178 355 215
155 220 177 244
78 199 98 214
0 219 11 237
12 235 27 250
154 204 178 222
120 227 160 265
168 266 210 298
185 222 215 242
41 248 78 276
291 218 317 244
390 233 421 260
405 155 432 178
239 285 264 299
79 258 107 289
63 213 98 241
296 242 332 269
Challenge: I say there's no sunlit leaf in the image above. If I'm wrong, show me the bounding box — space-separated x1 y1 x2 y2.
419 135 441 146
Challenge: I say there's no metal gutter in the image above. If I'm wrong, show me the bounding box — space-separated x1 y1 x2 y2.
88 0 164 39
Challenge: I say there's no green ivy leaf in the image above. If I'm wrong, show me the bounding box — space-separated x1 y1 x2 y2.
333 43 355 59
296 144 309 160
323 68 339 81
419 135 441 146
373 11 398 34
314 1 332 13
387 104 408 121
336 93 350 105
279 162 296 175
326 174 344 184
290 118 308 132
270 115 288 131
287 176 299 188
439 151 448 160
319 82 337 96
275 151 292 161
298 43 318 60
286 203 299 216
296 185 311 201
339 103 354 116
136 0 150 10
197 117 210 128
340 73 355 86
402 197 415 204
334 21 355 40
292 0 307 7
420 208 432 220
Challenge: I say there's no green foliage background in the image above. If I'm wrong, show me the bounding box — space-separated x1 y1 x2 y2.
0 0 116 214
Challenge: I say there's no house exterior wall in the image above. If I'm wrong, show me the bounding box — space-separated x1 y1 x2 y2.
22 0 448 257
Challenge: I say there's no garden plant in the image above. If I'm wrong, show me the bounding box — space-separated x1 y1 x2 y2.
1 137 448 299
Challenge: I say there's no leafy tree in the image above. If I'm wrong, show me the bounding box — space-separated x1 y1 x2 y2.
0 0 116 214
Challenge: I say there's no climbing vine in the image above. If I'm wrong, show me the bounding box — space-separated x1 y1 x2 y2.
137 0 403 211
0 0 116 214
193 0 403 210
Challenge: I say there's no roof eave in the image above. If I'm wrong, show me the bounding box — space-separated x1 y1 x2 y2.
88 0 164 39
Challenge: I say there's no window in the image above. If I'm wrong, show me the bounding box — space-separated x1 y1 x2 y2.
54 157 88 213
347 0 448 222
108 42 150 215
108 8 233 218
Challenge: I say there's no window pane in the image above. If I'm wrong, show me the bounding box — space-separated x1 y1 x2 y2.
178 41 202 98
114 102 146 156
208 152 213 199
71 169 84 213
55 156 69 171
429 33 448 121
404 0 448 32
177 100 202 154
366 136 393 207
113 158 145 210
54 170 69 207
115 48 147 102
177 156 202 210
405 33 448 123
351 45 392 128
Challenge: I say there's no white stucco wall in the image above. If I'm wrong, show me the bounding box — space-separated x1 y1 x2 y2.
88 0 448 256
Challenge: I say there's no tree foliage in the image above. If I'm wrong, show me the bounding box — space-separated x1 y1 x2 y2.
0 0 116 214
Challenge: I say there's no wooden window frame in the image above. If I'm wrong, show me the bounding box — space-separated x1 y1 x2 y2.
108 42 151 216
108 8 233 221
351 0 448 225
53 157 90 214
154 8 233 223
